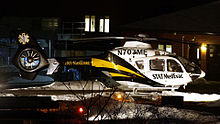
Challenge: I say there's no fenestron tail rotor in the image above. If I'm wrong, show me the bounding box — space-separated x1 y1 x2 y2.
19 48 41 71
13 32 49 80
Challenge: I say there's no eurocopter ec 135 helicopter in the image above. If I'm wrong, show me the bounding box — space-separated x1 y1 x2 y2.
13 32 205 91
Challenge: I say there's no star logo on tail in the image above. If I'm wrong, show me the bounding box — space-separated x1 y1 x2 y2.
18 33 30 45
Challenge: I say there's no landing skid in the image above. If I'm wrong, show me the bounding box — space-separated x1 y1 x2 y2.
117 81 180 94
132 86 178 94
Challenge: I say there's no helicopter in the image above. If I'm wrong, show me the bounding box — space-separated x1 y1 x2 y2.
12 32 205 91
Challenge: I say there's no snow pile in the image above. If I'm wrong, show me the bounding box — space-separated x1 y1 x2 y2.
0 93 14 97
50 94 81 101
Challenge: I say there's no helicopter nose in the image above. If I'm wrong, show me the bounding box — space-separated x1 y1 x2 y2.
199 70 206 78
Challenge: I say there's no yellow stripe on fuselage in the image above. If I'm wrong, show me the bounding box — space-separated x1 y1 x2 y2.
91 58 144 78
109 72 131 78
92 58 115 69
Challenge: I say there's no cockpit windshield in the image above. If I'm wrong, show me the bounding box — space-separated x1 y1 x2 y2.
177 56 201 74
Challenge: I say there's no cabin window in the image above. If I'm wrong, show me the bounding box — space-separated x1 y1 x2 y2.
135 60 144 70
150 59 164 71
167 59 183 72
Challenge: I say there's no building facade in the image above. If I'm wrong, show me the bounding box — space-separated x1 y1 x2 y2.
1 1 220 81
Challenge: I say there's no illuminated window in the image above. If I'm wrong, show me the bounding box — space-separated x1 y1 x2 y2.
166 45 172 53
105 17 109 32
90 16 95 32
99 19 104 32
84 15 95 32
99 16 109 33
158 43 172 53
85 16 90 32
158 44 164 50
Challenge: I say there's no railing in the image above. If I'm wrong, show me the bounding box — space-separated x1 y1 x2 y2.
58 22 85 40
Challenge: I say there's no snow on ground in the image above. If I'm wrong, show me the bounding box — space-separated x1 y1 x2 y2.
162 91 220 102
0 93 14 97
8 81 220 103
37 93 105 101
89 102 219 123
37 94 81 101
10 81 106 91
1 82 220 123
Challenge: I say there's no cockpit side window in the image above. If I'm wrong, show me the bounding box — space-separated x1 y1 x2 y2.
177 56 201 74
150 59 165 71
135 60 144 70
167 59 183 72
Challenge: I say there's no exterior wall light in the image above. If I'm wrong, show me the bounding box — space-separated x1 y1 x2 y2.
201 43 207 52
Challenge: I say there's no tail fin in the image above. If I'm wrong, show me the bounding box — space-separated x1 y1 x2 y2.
13 32 49 80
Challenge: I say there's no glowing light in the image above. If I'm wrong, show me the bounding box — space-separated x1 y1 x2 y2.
197 48 200 59
117 94 122 99
78 107 84 113
99 19 104 32
90 16 95 32
104 18 109 33
201 44 207 52
85 16 90 32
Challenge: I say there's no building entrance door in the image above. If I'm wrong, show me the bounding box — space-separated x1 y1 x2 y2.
206 45 220 81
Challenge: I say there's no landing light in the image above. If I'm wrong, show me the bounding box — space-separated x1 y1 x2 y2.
114 92 133 102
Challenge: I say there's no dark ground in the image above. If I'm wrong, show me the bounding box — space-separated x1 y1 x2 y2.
178 78 220 94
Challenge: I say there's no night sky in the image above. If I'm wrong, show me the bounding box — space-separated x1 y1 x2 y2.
0 0 215 17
